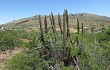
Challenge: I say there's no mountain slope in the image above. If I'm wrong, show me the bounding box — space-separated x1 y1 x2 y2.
0 13 110 31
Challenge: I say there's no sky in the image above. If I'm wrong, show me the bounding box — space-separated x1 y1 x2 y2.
0 0 110 24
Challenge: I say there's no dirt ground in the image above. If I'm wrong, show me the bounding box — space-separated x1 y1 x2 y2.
0 47 23 69
20 38 30 43
56 28 77 33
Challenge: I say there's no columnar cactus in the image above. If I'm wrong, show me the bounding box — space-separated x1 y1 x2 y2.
39 15 44 43
77 18 80 45
52 13 57 43
63 9 67 49
65 9 70 38
44 15 48 34
58 13 63 33
81 23 84 35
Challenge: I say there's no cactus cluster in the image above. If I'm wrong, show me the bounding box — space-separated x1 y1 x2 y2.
36 9 83 70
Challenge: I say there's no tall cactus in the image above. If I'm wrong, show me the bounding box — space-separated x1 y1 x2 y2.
81 22 84 35
77 18 80 45
63 10 67 49
39 15 44 43
64 9 73 46
50 13 57 43
58 13 63 34
77 18 80 34
44 15 48 34
65 9 70 38
50 15 54 32
51 12 56 33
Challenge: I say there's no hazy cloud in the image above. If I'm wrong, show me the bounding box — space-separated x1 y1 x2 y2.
0 17 11 19
0 17 13 24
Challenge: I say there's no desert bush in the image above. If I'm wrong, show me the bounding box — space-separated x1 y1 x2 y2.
5 51 37 70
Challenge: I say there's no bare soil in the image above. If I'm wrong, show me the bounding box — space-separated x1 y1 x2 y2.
56 28 77 33
20 38 30 43
0 47 23 69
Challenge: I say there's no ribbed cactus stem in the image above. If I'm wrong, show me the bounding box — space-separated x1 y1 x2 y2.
50 13 57 43
77 18 80 34
63 10 67 48
44 15 48 34
77 18 80 45
58 13 63 33
65 9 70 38
51 12 56 33
39 15 44 43
81 22 84 35
50 15 54 33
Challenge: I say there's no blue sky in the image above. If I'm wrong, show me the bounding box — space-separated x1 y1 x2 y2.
0 0 110 24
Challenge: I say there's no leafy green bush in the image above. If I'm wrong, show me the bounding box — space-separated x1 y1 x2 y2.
0 30 31 52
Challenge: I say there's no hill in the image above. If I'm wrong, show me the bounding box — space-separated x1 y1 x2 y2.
0 13 110 32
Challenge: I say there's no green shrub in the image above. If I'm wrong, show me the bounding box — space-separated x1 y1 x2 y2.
5 51 37 70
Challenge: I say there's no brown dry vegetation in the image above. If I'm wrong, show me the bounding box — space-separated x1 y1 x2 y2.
56 27 78 33
20 38 30 43
0 13 110 33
